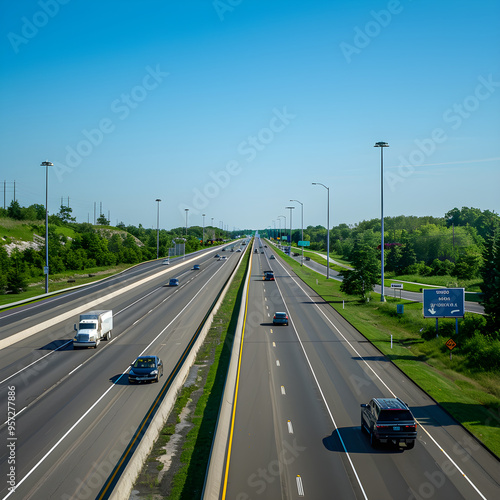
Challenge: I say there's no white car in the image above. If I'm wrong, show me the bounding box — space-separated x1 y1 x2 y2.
162 259 170 265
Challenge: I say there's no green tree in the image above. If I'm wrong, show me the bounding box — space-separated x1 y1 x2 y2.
97 214 110 225
7 249 28 293
340 239 379 301
56 205 76 223
7 200 22 220
480 228 500 336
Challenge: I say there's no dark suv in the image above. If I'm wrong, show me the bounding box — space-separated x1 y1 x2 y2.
360 398 417 449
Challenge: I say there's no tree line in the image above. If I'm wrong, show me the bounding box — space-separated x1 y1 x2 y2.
0 201 229 294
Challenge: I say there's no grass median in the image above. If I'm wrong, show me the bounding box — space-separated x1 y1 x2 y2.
133 247 250 499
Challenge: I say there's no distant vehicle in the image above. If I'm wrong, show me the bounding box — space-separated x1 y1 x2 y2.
360 398 417 449
162 259 170 265
264 272 274 281
270 255 275 259
254 249 258 253
236 249 242 252
169 278 179 286
215 254 220 258
221 255 227 259
128 355 163 384
222 248 226 251
261 251 264 254
273 312 289 326
193 264 200 270
73 310 113 349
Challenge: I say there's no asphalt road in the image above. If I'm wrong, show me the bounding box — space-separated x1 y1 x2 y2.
222 239 499 499
0 244 245 499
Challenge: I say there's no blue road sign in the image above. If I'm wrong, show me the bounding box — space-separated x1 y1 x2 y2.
423 288 465 318
298 241 310 247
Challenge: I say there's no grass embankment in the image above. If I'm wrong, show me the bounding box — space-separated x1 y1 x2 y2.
0 264 132 307
134 247 250 499
274 246 500 458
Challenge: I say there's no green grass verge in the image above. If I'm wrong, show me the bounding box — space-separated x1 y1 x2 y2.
0 264 133 307
166 248 250 499
273 246 500 458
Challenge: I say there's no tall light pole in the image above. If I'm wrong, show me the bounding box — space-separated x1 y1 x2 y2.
202 213 206 246
285 206 295 253
155 198 161 259
41 161 53 293
185 208 189 236
312 182 330 279
278 215 286 247
291 199 303 265
375 141 389 301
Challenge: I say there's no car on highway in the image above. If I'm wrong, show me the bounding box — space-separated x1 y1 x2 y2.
270 255 275 259
162 259 170 265
193 264 200 270
169 278 179 286
236 249 242 252
360 397 417 449
128 355 163 384
273 312 288 326
214 254 220 258
263 271 274 281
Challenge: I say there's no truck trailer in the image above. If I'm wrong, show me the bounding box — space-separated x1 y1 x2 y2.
73 310 113 349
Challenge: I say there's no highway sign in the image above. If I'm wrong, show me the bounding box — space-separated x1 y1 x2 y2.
298 241 310 247
423 288 465 318
445 338 457 350
391 283 403 289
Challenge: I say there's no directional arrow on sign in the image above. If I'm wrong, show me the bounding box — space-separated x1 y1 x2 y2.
428 306 436 315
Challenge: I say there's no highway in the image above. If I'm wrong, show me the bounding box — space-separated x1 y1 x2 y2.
222 239 499 499
0 244 245 499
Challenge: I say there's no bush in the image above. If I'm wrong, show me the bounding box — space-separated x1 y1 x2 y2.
462 334 500 371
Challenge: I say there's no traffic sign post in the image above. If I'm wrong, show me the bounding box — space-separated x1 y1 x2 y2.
298 241 310 247
445 338 457 360
423 288 465 337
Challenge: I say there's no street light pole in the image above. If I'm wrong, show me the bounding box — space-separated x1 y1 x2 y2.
41 161 53 293
285 206 295 254
312 183 330 279
202 213 206 246
278 216 286 246
291 199 303 265
375 141 389 301
155 199 161 259
185 208 189 236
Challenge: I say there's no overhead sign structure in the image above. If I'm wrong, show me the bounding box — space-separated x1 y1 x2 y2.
298 241 310 247
423 288 465 318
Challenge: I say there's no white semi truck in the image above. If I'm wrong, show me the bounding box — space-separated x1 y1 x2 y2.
73 310 113 349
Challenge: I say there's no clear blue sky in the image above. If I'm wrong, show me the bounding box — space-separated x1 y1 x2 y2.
1 0 499 231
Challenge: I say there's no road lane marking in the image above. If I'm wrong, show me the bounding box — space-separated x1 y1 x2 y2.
2 258 232 500
296 475 304 496
274 255 487 500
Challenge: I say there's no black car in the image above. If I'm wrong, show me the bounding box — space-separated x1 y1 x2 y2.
129 355 163 384
360 398 417 449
